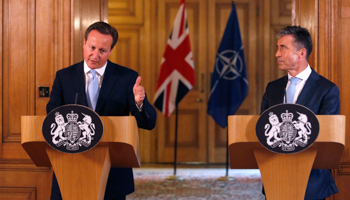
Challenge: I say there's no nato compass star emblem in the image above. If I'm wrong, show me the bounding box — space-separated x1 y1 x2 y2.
215 47 246 81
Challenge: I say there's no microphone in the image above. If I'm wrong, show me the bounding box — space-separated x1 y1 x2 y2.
75 93 78 104
284 89 287 103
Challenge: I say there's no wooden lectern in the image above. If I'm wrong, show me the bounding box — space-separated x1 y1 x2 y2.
21 116 140 200
228 115 345 200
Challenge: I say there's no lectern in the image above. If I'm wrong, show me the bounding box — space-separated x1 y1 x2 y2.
228 115 345 200
21 116 140 200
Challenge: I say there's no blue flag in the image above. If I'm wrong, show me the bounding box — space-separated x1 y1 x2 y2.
207 2 248 128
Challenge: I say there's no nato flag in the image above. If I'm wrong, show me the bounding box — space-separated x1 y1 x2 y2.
207 2 248 128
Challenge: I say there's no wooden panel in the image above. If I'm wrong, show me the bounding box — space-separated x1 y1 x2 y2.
0 0 3 156
73 0 109 64
1 0 72 158
1 0 71 146
269 0 292 81
107 0 293 165
341 6 350 18
334 173 350 200
340 2 350 163
255 148 317 200
109 28 140 72
156 0 207 163
0 188 35 200
2 0 35 143
292 0 316 68
0 0 106 199
108 1 157 163
138 0 157 163
293 0 350 199
208 0 258 163
270 26 288 80
36 0 72 116
36 0 54 117
335 0 350 198
47 147 111 200
108 0 144 24
106 0 294 165
0 160 52 200
338 163 350 175
166 110 199 148
261 0 292 89
272 0 292 24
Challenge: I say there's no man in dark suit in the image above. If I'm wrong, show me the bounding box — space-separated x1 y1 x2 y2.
47 21 157 200
261 26 340 200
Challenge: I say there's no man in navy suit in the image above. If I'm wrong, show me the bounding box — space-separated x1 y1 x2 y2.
47 21 157 200
261 26 340 200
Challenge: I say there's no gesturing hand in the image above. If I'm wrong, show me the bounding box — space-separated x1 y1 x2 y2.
133 76 145 107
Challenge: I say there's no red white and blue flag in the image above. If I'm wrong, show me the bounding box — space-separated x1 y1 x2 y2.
154 0 195 117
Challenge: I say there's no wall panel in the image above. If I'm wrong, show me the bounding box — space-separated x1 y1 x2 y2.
156 0 207 163
108 0 143 24
108 0 292 164
0 0 107 199
207 0 259 163
2 0 35 144
293 0 350 199
335 0 350 199
108 0 158 163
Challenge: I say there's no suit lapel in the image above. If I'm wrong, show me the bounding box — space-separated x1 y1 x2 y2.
277 76 288 104
296 69 319 105
95 61 118 113
72 61 88 106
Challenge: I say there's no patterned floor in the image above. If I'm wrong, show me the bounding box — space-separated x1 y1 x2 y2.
127 168 265 200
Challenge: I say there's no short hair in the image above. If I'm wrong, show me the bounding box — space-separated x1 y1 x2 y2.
277 26 313 61
85 21 119 50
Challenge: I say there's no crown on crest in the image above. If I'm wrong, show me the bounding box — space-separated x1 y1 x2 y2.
66 111 78 122
281 110 293 122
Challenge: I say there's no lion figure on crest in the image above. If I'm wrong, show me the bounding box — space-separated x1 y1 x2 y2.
50 112 67 145
265 112 282 146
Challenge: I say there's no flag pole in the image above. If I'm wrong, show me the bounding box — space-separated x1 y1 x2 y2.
166 105 183 180
208 0 247 181
154 0 194 181
218 128 235 181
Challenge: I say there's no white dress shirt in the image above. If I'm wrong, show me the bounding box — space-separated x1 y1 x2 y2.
285 65 312 103
83 60 143 111
84 60 107 92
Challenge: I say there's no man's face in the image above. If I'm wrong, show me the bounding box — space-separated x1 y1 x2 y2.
83 30 113 69
275 35 301 72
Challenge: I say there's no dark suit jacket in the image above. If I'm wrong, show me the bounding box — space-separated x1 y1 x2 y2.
261 68 340 199
47 60 157 198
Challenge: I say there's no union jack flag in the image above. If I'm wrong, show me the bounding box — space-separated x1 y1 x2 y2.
154 0 195 117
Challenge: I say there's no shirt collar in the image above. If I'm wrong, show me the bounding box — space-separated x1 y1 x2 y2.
84 60 107 76
288 64 312 81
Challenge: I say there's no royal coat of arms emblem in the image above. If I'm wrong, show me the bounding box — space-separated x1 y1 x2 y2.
43 105 103 153
256 104 319 154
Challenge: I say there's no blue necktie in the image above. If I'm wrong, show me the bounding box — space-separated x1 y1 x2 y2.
87 70 99 110
286 77 300 103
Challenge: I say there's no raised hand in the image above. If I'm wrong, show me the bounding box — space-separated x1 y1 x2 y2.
133 76 145 107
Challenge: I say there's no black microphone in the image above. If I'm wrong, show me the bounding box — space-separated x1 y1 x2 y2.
284 89 287 103
75 93 78 104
